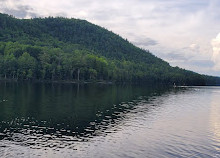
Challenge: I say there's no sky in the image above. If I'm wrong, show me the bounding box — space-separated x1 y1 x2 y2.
0 0 220 76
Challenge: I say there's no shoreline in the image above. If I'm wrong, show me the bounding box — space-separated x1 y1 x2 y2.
0 79 216 86
0 79 115 85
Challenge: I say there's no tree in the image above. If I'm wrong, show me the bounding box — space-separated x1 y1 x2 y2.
3 53 17 79
18 52 37 79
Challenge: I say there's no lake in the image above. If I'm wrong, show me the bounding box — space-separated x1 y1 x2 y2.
0 82 220 158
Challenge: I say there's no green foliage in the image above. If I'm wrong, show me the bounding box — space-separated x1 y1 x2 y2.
0 13 219 85
18 52 37 79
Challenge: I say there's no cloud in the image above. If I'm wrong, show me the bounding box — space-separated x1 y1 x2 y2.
159 51 188 62
188 59 215 67
211 33 220 70
0 0 39 18
2 5 38 18
132 37 158 47
189 43 199 50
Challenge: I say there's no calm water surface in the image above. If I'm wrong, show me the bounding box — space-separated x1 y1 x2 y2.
0 82 219 158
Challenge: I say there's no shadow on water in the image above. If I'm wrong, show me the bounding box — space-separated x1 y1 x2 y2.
0 82 176 150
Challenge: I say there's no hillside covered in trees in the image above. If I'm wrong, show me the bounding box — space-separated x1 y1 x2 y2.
0 13 219 85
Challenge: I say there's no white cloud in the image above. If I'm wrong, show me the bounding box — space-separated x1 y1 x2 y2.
190 44 199 50
211 33 220 71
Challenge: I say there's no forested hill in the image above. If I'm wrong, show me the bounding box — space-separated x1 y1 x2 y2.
0 13 219 85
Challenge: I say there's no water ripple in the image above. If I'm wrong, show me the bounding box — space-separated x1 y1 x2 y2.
0 85 220 157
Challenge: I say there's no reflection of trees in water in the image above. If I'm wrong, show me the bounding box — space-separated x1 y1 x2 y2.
0 82 171 149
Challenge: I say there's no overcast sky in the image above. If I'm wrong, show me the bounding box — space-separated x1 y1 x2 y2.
1 0 220 76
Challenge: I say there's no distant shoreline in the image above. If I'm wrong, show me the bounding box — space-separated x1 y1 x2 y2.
0 79 114 84
0 79 217 86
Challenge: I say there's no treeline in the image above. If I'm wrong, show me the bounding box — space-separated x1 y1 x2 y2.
0 13 219 85
0 41 207 85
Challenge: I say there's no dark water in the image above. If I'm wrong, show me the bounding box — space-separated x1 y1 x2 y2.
0 82 219 158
